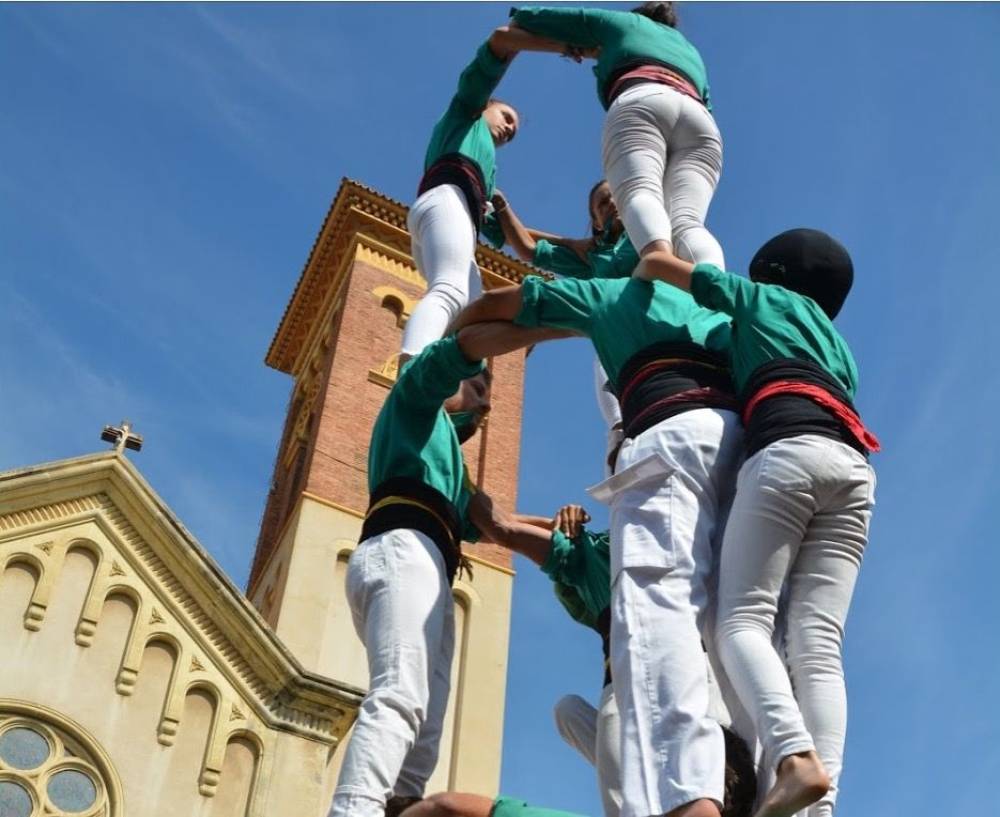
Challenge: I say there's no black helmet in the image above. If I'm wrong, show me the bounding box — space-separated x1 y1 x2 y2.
749 228 854 319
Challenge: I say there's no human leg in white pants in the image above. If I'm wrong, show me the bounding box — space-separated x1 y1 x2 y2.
594 684 624 817
401 183 483 356
328 529 456 817
554 694 599 767
601 84 724 267
394 606 456 799
715 435 875 817
600 408 743 817
553 688 623 817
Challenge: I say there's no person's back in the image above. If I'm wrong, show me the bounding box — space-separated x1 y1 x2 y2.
633 228 878 817
330 336 491 817
510 5 710 109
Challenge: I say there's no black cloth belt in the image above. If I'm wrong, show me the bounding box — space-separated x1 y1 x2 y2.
741 358 869 459
615 342 737 439
418 153 488 233
361 477 464 586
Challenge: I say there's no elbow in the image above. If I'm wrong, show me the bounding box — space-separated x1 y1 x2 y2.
513 242 535 263
478 285 523 322
456 326 484 364
488 26 516 60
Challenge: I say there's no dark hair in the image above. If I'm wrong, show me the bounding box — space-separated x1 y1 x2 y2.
588 179 610 236
632 2 678 28
721 727 758 817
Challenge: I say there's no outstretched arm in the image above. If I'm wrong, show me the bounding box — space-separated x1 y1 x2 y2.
456 321 574 362
491 191 538 261
468 492 555 567
492 191 592 267
634 249 696 291
489 24 589 60
451 285 524 332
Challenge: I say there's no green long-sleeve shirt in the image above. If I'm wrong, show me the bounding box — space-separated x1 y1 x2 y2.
423 42 509 198
514 275 731 387
690 264 858 397
532 229 639 280
543 528 611 630
367 336 483 537
511 6 711 109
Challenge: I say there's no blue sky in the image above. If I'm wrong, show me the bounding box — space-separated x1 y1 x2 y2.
3 3 999 814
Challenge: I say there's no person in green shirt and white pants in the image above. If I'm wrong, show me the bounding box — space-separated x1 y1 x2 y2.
634 230 879 817
506 3 725 270
404 499 757 817
452 279 744 817
401 26 584 358
489 178 636 471
469 499 623 817
330 323 566 817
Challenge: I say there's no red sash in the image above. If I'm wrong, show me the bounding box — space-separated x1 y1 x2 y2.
743 381 881 453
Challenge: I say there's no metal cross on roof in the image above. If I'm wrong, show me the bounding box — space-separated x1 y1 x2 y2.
101 420 144 454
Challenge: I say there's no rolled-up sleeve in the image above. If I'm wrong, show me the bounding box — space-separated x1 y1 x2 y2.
513 276 598 335
690 263 756 317
533 240 592 279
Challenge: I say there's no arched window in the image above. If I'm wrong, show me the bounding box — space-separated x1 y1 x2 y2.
0 707 121 817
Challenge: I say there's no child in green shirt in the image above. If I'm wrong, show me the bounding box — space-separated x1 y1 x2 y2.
401 25 579 358
634 229 878 817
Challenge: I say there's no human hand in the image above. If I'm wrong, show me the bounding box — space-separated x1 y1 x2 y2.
553 504 591 538
563 45 600 62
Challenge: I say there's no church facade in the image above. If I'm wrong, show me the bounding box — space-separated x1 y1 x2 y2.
0 180 538 817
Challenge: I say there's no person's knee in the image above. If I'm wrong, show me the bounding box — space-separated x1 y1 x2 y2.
424 278 469 315
364 686 428 736
785 618 845 674
553 694 590 737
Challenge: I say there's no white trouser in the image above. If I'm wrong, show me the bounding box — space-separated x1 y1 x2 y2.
328 529 456 817
590 408 743 817
602 83 725 266
401 183 483 356
554 686 623 817
716 435 875 817
593 357 624 477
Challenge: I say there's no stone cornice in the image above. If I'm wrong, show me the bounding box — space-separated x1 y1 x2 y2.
266 178 543 376
0 453 364 744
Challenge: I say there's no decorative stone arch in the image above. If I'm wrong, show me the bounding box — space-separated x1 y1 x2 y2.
0 554 45 631
371 285 418 329
62 537 105 571
0 699 124 817
0 550 46 579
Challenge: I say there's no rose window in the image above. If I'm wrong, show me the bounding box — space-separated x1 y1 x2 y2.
0 715 112 817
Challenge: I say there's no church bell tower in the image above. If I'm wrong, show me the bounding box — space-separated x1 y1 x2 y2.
246 179 536 797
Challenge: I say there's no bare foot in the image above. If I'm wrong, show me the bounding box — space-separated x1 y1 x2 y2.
754 751 830 817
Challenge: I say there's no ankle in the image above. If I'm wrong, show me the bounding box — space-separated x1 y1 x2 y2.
778 751 831 796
